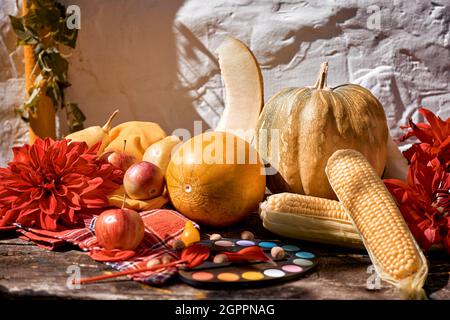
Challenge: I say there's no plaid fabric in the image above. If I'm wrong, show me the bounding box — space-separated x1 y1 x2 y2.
0 209 193 285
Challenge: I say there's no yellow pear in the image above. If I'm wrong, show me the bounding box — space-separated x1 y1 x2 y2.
65 110 118 153
142 135 181 174
215 36 264 143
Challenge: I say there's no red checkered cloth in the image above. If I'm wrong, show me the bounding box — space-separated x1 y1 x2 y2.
0 209 194 285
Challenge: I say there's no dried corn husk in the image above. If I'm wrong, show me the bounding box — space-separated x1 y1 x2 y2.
259 193 363 248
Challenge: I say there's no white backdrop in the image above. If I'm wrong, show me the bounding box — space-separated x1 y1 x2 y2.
1 0 449 166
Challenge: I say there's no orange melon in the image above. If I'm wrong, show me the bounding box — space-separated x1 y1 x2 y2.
165 131 266 227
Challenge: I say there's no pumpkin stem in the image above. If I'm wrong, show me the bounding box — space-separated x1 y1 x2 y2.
314 62 328 89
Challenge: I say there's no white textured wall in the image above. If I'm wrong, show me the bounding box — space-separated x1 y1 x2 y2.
1 0 449 166
0 0 27 166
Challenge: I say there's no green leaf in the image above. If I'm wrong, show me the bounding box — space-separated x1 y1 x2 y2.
65 103 86 133
45 80 62 107
23 86 41 118
9 15 38 45
28 6 61 32
53 24 78 48
40 48 69 84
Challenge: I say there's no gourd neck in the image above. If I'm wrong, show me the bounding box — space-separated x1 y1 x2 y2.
314 62 329 90
102 109 119 133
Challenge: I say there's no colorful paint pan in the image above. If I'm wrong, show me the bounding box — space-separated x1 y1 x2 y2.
264 269 285 278
293 258 313 267
295 251 315 259
242 271 264 281
282 245 300 252
215 240 234 247
236 240 255 247
178 237 318 289
217 273 240 282
192 271 214 281
258 241 278 249
282 265 303 273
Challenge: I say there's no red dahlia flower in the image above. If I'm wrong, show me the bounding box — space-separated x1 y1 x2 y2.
0 138 123 231
400 107 450 165
385 107 449 253
385 155 449 252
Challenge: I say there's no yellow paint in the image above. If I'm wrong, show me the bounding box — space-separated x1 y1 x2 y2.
242 271 264 281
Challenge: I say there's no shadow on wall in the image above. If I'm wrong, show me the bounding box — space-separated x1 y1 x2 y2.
64 0 207 136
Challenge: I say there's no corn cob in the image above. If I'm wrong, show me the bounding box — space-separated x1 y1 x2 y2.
326 149 428 299
260 193 364 248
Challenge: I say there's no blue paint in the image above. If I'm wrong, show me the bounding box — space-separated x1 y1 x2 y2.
258 241 277 249
295 251 315 259
282 245 300 252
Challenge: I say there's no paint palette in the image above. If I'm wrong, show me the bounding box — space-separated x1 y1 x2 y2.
179 238 318 288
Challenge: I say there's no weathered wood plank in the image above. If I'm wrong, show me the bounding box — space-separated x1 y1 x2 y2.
0 214 448 300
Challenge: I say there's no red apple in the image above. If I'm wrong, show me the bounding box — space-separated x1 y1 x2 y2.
95 208 144 250
124 161 164 200
101 151 136 172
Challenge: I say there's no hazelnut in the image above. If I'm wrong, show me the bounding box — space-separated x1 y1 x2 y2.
209 233 222 241
146 258 161 268
241 231 255 240
161 255 175 264
271 246 285 260
172 239 185 250
213 254 229 264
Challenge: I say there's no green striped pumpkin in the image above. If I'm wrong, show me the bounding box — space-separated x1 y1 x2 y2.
255 62 389 200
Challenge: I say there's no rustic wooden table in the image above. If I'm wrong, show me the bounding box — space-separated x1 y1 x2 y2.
0 214 448 300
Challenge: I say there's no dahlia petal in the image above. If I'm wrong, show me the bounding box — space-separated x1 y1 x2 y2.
423 225 442 246
40 211 58 231
0 208 19 226
12 194 36 210
80 194 110 208
80 177 104 195
39 193 58 215
16 212 38 228
12 145 31 165
418 107 450 143
66 191 82 208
